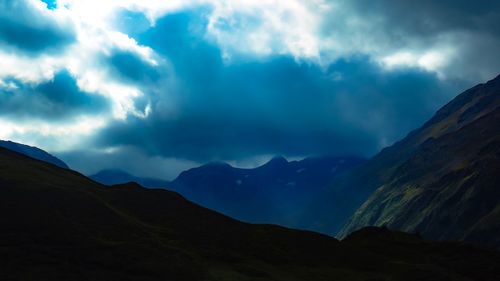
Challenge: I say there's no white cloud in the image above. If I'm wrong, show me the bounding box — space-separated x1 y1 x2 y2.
206 0 326 61
0 0 329 151
0 0 166 150
0 80 19 90
0 51 64 84
380 49 454 78
0 115 107 152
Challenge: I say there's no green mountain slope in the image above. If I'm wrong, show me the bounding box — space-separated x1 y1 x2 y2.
301 75 500 236
338 75 500 249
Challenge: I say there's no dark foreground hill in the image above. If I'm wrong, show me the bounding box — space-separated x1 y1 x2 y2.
1 147 500 281
338 75 500 249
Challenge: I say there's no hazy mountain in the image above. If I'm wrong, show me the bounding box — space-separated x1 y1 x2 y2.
0 140 69 169
169 156 365 227
337 74 500 249
90 169 170 188
1 146 500 281
91 156 365 229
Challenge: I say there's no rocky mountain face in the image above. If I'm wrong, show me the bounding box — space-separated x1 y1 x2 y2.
1 147 500 281
337 75 500 249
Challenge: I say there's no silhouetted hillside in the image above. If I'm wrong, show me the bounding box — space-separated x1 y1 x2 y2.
1 147 500 280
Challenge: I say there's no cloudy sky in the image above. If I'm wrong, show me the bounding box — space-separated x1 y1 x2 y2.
0 0 499 179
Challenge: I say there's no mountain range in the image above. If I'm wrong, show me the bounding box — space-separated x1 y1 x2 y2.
1 146 500 280
4 75 499 251
90 156 365 228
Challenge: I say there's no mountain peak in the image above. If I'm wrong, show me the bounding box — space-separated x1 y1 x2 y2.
203 161 233 169
264 156 288 167
424 73 500 133
90 169 170 188
91 169 136 185
490 73 500 82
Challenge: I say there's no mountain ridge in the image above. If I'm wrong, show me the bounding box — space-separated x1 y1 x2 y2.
0 140 69 169
299 74 500 237
91 155 366 229
335 74 500 249
163 155 365 227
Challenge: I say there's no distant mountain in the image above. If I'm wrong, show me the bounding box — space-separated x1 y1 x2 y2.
90 169 170 188
0 140 69 169
1 146 500 280
337 74 500 249
169 156 365 227
91 156 365 229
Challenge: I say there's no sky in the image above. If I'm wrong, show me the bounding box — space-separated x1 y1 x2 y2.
0 0 499 179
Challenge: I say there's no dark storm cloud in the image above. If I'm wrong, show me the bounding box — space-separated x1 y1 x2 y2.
0 0 75 53
93 12 463 162
0 71 110 121
106 50 162 85
341 0 500 81
352 0 500 36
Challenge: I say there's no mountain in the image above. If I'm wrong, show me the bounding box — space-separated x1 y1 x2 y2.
169 156 366 227
2 147 500 280
0 140 69 169
302 74 499 237
91 156 365 229
90 169 170 188
337 75 500 248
